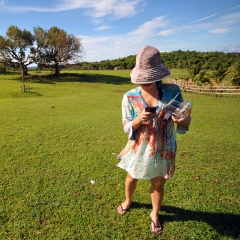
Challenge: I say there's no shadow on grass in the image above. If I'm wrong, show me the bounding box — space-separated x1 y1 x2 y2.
11 91 43 98
0 71 20 76
54 72 131 85
2 72 131 85
29 91 43 96
130 202 240 238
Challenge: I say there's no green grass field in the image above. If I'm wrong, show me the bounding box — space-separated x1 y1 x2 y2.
0 70 239 239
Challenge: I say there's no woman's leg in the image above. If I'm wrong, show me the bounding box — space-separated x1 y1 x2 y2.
118 173 137 215
150 176 166 233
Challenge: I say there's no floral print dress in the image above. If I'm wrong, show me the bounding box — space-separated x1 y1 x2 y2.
117 83 183 179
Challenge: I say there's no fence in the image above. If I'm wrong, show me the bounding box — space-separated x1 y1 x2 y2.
167 79 240 97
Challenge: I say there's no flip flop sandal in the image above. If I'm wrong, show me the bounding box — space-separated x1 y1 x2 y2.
117 204 130 216
150 217 162 234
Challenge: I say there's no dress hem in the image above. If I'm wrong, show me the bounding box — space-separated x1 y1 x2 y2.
117 163 172 180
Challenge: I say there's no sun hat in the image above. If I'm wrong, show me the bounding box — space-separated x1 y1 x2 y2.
130 45 170 84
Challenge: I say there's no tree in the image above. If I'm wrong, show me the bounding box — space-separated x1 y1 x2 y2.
180 75 190 91
0 25 35 84
0 62 7 73
211 65 229 85
230 60 240 86
34 26 84 76
187 63 202 82
98 60 113 70
194 71 211 85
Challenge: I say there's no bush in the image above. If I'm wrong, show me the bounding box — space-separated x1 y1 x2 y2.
0 63 6 73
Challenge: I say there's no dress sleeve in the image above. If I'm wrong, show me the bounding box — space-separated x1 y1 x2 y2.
122 94 133 136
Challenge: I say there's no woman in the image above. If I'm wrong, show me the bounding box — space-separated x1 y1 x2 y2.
116 45 191 234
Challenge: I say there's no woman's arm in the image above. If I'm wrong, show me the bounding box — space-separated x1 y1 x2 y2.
122 94 156 134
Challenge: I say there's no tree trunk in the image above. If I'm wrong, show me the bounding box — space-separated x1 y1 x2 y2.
55 63 59 76
23 65 28 75
21 68 25 87
20 63 25 89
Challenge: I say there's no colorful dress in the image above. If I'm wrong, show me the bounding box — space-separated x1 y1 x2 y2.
117 83 183 180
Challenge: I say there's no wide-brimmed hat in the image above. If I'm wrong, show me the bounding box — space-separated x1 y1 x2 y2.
130 45 170 84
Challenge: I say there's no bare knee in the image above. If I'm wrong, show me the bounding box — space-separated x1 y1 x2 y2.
126 173 138 184
150 176 166 190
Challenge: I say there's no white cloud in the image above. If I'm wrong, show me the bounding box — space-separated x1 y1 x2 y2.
4 0 145 20
79 16 172 61
219 12 240 26
128 16 168 36
0 0 7 5
111 0 145 20
95 25 112 31
2 5 57 12
209 28 230 34
155 11 240 37
158 28 177 37
59 0 145 19
218 44 240 53
79 34 129 61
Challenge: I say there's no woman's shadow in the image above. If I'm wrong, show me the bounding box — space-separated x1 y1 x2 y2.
131 202 240 238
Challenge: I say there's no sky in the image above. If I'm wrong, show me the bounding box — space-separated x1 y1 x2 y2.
0 0 240 62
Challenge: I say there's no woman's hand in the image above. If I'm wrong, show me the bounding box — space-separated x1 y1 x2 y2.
139 109 157 122
171 110 191 127
132 109 156 131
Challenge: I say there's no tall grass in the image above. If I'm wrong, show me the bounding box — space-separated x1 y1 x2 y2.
0 70 239 239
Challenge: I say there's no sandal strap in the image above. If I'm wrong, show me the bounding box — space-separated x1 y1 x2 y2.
151 219 161 229
150 219 162 234
119 204 130 212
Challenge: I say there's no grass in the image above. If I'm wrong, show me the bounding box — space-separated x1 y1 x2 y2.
0 70 240 239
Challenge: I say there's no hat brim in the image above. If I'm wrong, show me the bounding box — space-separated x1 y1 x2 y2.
130 64 170 84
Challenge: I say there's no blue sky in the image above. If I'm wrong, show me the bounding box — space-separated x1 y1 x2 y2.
0 0 240 62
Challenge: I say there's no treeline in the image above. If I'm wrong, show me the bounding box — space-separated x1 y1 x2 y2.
67 55 136 70
63 50 240 86
67 50 240 71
